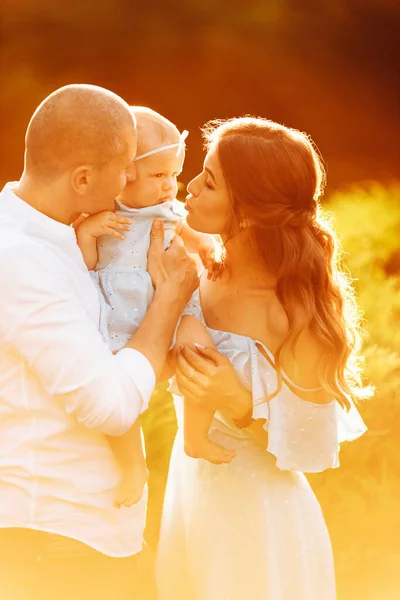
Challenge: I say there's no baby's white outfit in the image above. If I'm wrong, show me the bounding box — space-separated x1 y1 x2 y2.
91 199 186 352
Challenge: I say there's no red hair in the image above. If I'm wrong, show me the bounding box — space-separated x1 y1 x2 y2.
203 117 373 408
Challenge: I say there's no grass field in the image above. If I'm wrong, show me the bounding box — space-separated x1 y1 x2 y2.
142 184 400 600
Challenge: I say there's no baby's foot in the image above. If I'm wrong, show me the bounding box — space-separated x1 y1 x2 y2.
115 463 149 508
184 438 236 465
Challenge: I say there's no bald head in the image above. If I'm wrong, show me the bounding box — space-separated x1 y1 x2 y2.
25 84 136 180
131 106 180 156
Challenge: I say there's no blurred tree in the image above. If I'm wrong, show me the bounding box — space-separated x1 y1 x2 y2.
1 1 399 186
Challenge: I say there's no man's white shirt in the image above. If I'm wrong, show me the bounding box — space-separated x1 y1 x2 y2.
0 183 156 557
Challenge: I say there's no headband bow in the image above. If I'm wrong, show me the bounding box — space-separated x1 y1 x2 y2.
135 129 189 162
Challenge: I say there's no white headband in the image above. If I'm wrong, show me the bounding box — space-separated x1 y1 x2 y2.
134 129 189 162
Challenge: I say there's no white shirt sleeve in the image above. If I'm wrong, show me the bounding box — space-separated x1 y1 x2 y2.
0 242 156 436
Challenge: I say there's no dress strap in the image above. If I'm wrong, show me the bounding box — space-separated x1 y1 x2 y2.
255 340 323 394
281 373 323 394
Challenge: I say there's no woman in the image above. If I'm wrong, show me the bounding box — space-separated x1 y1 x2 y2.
156 117 371 600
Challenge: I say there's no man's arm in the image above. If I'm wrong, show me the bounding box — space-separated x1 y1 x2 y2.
0 242 155 436
0 230 197 436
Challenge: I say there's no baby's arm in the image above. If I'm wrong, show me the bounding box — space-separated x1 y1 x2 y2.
159 306 217 382
76 229 99 270
176 220 210 252
75 211 132 270
177 220 225 281
174 314 215 358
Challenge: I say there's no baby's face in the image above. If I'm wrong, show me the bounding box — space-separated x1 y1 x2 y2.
117 148 185 209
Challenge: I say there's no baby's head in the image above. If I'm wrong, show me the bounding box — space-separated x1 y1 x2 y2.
117 107 187 209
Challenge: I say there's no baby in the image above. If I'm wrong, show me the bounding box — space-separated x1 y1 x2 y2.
76 107 225 507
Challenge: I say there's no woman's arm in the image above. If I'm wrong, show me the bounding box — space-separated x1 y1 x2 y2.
176 345 269 447
176 345 252 421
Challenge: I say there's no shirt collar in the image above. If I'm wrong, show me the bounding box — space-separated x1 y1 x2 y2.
0 182 77 242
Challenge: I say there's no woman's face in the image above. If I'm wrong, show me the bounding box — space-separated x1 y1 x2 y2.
185 146 232 236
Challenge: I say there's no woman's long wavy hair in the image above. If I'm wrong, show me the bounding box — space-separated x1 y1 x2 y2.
203 117 373 409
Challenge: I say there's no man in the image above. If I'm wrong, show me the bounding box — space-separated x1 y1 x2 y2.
0 84 198 599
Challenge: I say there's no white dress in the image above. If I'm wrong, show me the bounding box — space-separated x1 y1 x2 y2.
157 288 367 600
91 199 186 352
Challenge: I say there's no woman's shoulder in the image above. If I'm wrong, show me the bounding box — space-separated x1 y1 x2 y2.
275 327 333 405
260 300 333 405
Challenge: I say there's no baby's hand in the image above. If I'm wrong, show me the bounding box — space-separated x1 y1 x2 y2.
198 238 226 282
76 211 132 241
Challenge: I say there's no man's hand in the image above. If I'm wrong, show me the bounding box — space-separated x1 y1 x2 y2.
127 220 199 379
148 219 199 302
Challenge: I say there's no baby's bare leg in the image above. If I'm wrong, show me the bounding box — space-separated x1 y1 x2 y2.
107 420 148 507
184 398 236 464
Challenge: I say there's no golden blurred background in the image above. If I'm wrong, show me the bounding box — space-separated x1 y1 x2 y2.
1 2 399 599
1 0 399 188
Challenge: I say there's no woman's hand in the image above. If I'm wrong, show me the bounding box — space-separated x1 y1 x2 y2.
176 345 252 420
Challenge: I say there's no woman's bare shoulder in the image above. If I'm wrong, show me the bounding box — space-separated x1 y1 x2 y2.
265 299 333 404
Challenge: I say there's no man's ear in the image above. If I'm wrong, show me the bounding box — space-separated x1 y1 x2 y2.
70 165 93 195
